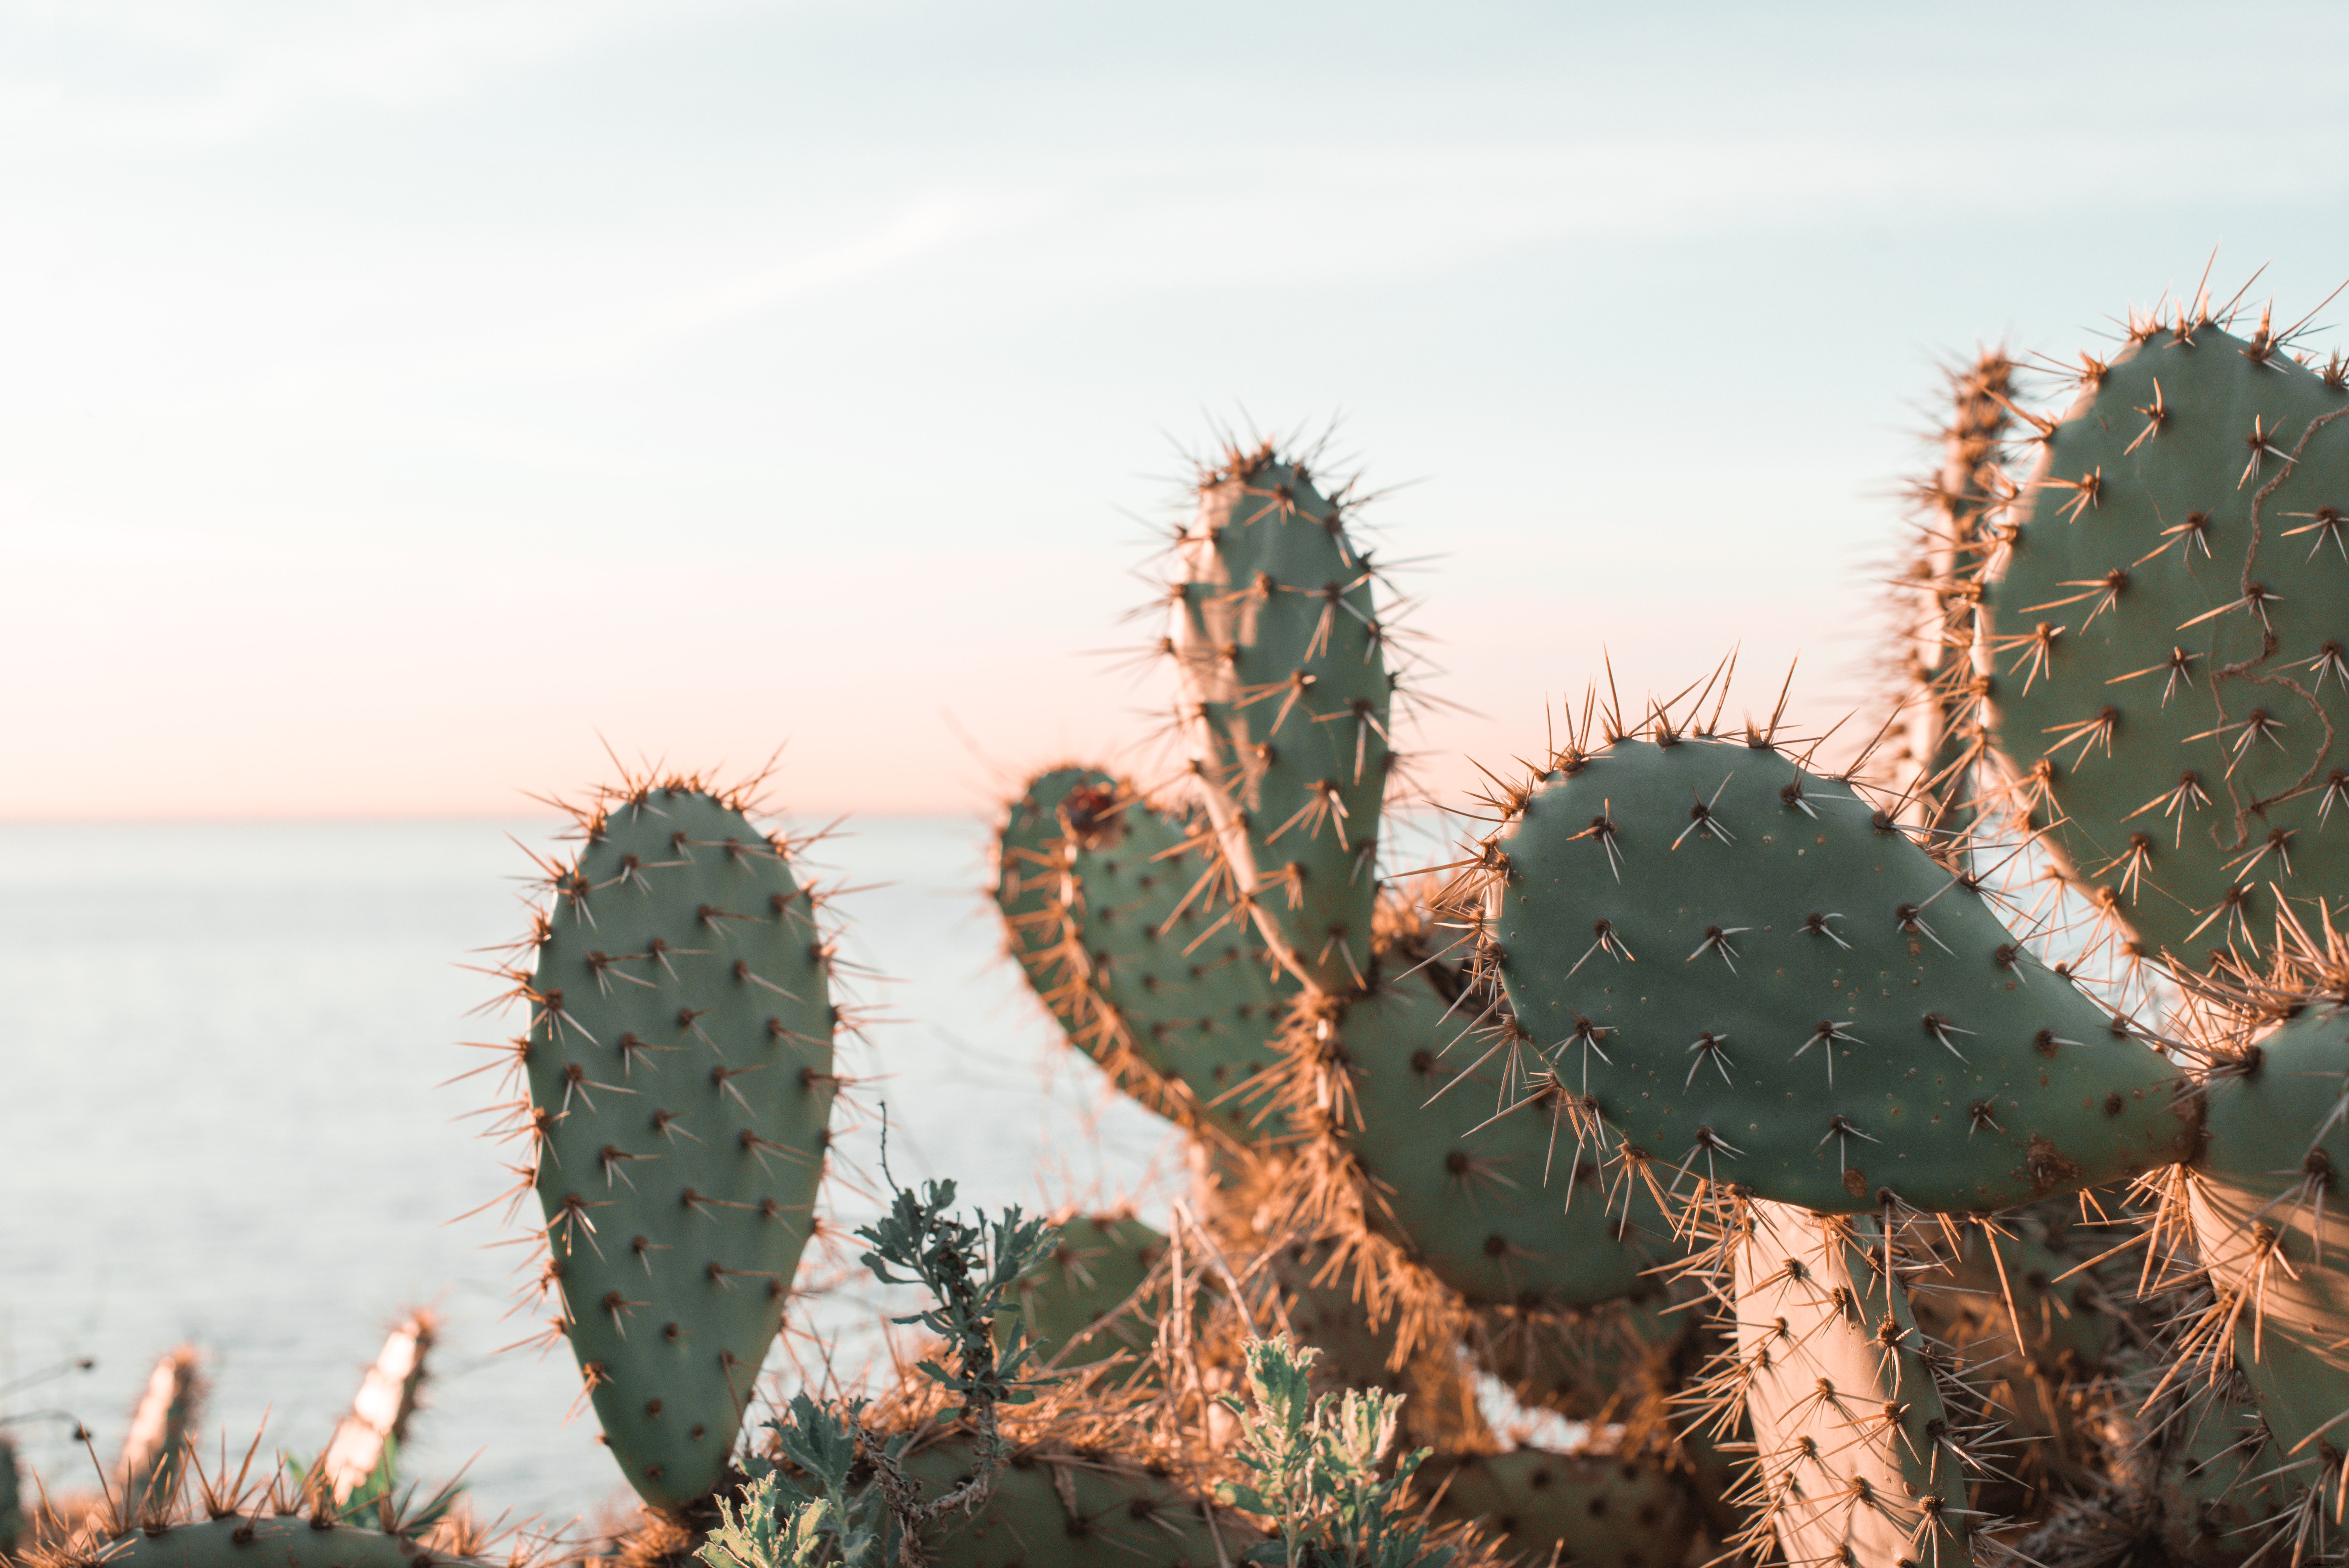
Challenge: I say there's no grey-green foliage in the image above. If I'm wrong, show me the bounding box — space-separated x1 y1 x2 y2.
1483 734 2195 1212
522 784 836 1510
727 1176 1058 1566
1984 317 2349 967
1214 1336 1451 1568
1173 446 1393 996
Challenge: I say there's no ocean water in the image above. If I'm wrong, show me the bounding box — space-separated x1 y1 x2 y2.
0 816 1191 1532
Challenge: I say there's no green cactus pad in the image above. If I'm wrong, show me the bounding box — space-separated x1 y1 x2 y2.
2158 1397 2300 1567
996 767 1296 1145
1483 736 2194 1213
52 1517 482 1568
1003 1213 1169 1372
1172 445 1393 994
1909 1222 2118 1506
522 784 836 1511
1419 1449 1697 1568
0 1436 20 1555
1984 317 2349 968
2188 996 2349 1462
888 1439 1255 1566
1336 975 1677 1305
1728 1200 1970 1568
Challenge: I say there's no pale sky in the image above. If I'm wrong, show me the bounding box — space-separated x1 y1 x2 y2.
6 1 2349 818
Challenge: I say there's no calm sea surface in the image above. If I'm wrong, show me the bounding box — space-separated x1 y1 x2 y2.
0 816 1198 1531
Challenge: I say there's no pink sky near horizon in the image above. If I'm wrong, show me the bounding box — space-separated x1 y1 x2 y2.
2 515 1859 822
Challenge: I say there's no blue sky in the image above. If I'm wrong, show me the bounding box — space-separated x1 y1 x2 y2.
4 1 2347 815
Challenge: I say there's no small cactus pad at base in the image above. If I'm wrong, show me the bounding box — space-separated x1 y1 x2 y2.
1171 446 1393 994
1419 1449 1697 1568
995 767 1294 1145
1004 1213 1169 1372
116 1346 205 1522
520 784 836 1511
1480 736 2194 1212
1722 1200 1971 1568
38 1517 483 1568
0 1436 20 1555
1984 319 2349 968
1335 976 1677 1306
2187 997 2349 1463
887 1439 1255 1566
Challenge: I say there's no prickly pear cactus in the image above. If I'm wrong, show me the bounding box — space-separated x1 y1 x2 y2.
1170 443 1393 994
1715 1199 1973 1568
1004 1212 1169 1372
995 767 1294 1146
2185 989 2349 1465
1981 309 2349 967
1472 729 2195 1213
116 1346 204 1521
35 1517 485 1568
1419 1449 1697 1568
316 1310 437 1504
1324 974 1675 1306
515 779 837 1511
1896 351 2015 846
0 1435 20 1556
886 1437 1255 1566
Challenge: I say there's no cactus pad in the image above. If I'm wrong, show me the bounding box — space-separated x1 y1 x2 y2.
1333 974 1677 1305
1171 444 1393 994
1479 734 2194 1212
45 1517 479 1568
1984 315 2349 966
996 767 1294 1145
520 782 836 1510
2187 994 2349 1463
1005 1213 1169 1372
888 1438 1255 1566
1722 1199 1971 1568
1419 1449 1697 1568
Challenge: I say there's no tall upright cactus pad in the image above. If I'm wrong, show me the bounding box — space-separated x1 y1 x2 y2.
1896 351 2014 844
1718 1200 1973 1568
514 780 837 1511
1980 310 2349 968
1326 974 1676 1306
995 767 1294 1146
0 1436 20 1556
1170 442 1393 994
1472 729 2195 1213
2185 990 2349 1467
